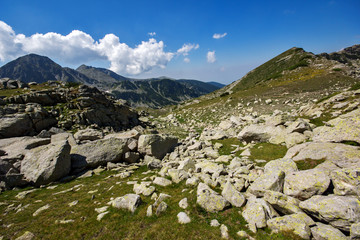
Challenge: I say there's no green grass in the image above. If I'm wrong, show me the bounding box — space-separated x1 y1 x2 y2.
296 158 326 170
350 82 360 91
211 138 244 156
0 165 295 240
249 143 288 166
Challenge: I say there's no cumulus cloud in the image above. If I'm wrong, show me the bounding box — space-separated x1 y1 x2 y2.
148 32 156 36
207 51 216 63
0 21 176 75
213 33 227 39
177 43 199 56
183 57 190 63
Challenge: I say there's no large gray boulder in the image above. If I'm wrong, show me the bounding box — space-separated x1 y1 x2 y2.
285 142 360 169
196 182 230 212
263 190 302 215
311 222 348 240
247 170 285 197
242 196 279 233
284 168 331 200
20 140 71 186
299 195 360 231
221 181 246 207
0 114 33 138
138 134 177 159
264 158 298 175
71 138 128 171
267 213 314 240
74 128 103 142
331 168 360 196
237 124 285 143
313 108 360 144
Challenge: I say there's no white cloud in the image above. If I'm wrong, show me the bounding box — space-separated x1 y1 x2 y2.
184 57 190 63
0 21 176 75
213 33 227 39
207 51 216 63
148 32 156 36
177 43 199 56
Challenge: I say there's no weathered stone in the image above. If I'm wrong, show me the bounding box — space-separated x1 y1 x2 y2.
179 198 188 209
138 134 177 159
195 162 224 175
111 194 141 213
168 169 189 183
146 205 153 217
221 182 246 207
299 195 360 231
263 190 302 215
220 224 229 239
285 132 307 148
177 212 191 224
155 201 167 216
311 222 347 240
267 213 314 240
238 124 285 143
313 108 360 144
286 118 312 134
247 171 285 197
71 138 128 170
351 222 360 240
21 140 71 186
331 168 360 196
178 159 195 172
133 183 155 196
105 129 140 140
196 182 230 212
284 168 330 200
203 147 220 159
285 142 360 169
124 152 140 163
153 177 172 187
242 196 279 233
15 231 34 240
186 177 199 186
33 204 50 216
210 219 220 227
74 128 103 141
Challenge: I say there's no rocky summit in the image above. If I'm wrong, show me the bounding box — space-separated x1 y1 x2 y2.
0 45 359 240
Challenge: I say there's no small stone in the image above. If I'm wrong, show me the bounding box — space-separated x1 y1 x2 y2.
15 231 34 240
97 211 109 221
236 231 248 238
95 206 109 213
220 224 229 239
153 177 172 187
55 219 75 224
177 212 191 224
146 205 153 217
33 204 50 216
155 201 168 216
179 198 188 209
211 219 220 227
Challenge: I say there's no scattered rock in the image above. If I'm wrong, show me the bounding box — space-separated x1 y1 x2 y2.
196 183 230 213
138 134 178 159
33 204 50 216
220 224 229 239
153 177 172 187
15 231 34 240
177 212 191 224
179 198 188 209
155 201 168 216
111 194 141 213
221 181 246 207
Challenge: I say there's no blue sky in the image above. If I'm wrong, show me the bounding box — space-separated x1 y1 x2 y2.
0 0 359 84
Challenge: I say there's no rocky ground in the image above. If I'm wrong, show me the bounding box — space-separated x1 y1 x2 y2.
0 79 359 239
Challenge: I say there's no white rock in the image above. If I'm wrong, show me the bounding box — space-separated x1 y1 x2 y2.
177 212 191 224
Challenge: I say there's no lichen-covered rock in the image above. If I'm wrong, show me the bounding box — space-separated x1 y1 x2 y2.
311 222 347 240
195 161 224 175
153 177 172 187
299 195 360 231
351 222 360 240
264 158 298 175
168 169 189 183
284 168 330 200
21 140 71 186
71 138 128 170
313 108 360 144
285 132 307 148
196 182 230 212
111 194 141 213
247 170 285 197
221 181 246 207
267 213 314 240
133 183 155 196
242 196 279 233
263 190 302 215
331 168 360 196
138 134 177 159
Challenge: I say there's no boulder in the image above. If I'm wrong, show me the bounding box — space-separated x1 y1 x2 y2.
20 140 71 186
133 183 155 196
286 118 312 134
242 196 279 233
71 138 128 170
284 168 331 200
311 222 348 240
0 114 33 138
196 182 230 212
111 194 141 213
331 168 360 196
313 108 360 144
168 169 189 183
124 152 140 163
351 222 360 240
138 134 177 159
178 158 195 172
238 124 279 143
267 213 315 240
195 161 224 175
285 142 360 169
285 132 307 148
153 177 172 187
247 170 285 197
74 128 103 141
105 129 140 140
264 158 298 175
177 212 191 224
221 181 246 207
299 195 360 231
263 190 302 215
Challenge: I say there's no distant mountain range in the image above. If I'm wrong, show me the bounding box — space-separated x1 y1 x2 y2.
0 54 225 107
